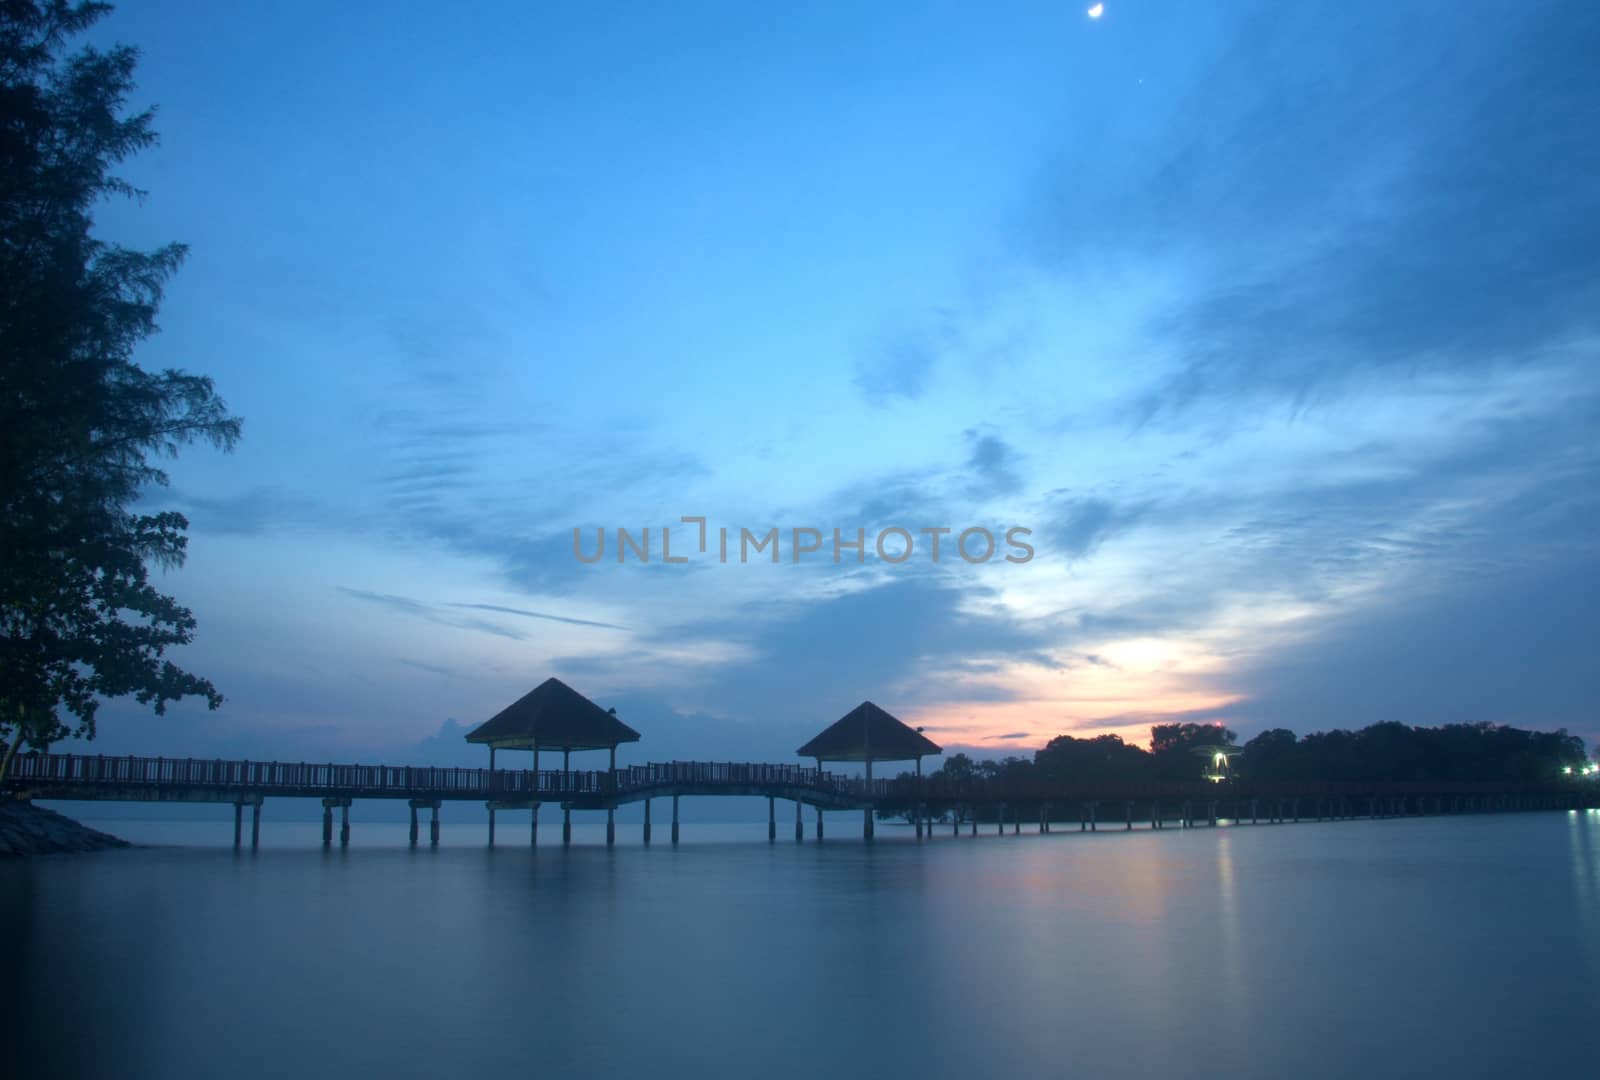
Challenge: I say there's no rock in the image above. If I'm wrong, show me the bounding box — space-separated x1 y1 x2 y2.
0 798 130 856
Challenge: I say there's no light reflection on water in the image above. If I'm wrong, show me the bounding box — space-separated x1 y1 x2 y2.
3 813 1598 1080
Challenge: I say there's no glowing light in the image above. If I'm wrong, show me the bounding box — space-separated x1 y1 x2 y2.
1564 766 1574 775
1214 752 1228 766
1087 3 1104 17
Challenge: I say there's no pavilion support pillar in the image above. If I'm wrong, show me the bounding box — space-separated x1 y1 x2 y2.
340 802 350 847
769 797 777 842
233 802 243 849
1209 801 1218 826
322 803 333 849
251 799 262 849
672 796 680 845
488 807 496 847
795 800 803 842
816 805 823 841
644 798 652 845
863 808 874 841
410 804 419 847
530 803 539 847
606 808 615 847
563 805 573 845
915 807 923 839
430 803 440 846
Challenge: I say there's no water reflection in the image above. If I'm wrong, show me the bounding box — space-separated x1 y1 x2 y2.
3 814 1599 1080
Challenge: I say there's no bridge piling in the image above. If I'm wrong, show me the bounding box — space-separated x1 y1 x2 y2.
863 808 874 841
672 795 680 845
488 808 496 847
606 808 615 846
322 803 332 848
233 802 243 849
340 802 350 847
769 797 776 842
430 804 440 846
251 799 261 849
531 804 539 847
816 804 823 841
409 804 418 847
794 799 803 842
644 798 652 845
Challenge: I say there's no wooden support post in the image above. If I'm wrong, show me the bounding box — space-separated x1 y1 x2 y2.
863 807 874 841
606 808 615 846
488 807 496 847
563 805 572 845
340 802 350 847
795 799 803 842
816 804 823 841
251 799 261 849
530 803 539 847
429 804 439 846
644 798 652 845
410 804 419 847
769 796 777 842
233 802 243 849
322 803 333 848
672 795 680 845
915 805 923 839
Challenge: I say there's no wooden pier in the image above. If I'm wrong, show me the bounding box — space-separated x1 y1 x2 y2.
3 751 1592 849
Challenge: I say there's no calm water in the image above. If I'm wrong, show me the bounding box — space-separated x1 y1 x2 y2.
4 811 1599 1080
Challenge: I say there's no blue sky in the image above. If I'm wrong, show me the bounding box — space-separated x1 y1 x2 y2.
79 1 1600 766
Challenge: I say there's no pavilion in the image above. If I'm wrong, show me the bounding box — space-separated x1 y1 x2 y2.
798 700 941 838
464 676 640 844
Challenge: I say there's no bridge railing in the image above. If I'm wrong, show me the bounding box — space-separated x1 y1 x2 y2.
2 753 889 800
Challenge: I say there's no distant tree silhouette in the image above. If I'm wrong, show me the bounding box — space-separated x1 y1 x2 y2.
893 720 1589 795
0 2 239 781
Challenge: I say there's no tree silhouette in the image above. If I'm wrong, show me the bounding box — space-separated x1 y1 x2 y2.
0 2 240 780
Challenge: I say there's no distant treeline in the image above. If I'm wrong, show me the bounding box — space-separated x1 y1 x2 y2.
912 721 1593 788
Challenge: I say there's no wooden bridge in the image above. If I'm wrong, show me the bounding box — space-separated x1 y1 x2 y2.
4 751 1593 850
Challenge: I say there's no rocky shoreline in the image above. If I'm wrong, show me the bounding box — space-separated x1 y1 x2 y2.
0 798 130 856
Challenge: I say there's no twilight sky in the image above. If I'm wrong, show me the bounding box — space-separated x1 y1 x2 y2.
80 0 1600 766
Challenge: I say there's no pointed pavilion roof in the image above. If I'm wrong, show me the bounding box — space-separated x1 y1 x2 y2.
465 677 641 750
797 701 941 763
